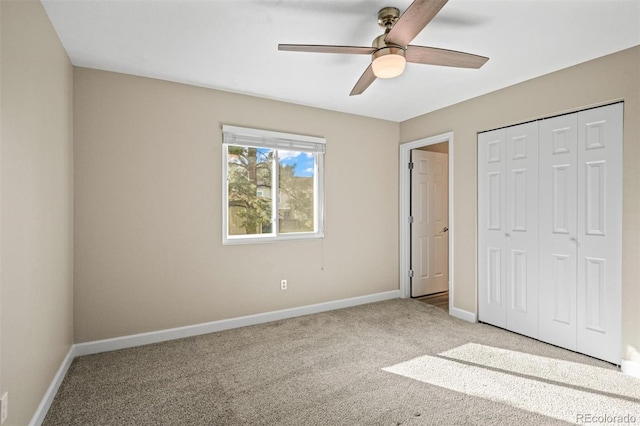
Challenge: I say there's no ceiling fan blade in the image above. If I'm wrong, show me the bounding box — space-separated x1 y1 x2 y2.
406 45 489 68
279 44 376 55
350 64 377 96
385 0 448 47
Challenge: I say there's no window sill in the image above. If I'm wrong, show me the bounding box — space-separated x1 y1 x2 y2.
223 232 325 245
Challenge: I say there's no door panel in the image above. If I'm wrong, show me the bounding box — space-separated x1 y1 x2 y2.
584 161 606 235
552 165 570 233
510 250 527 312
504 122 539 339
478 129 507 327
539 113 578 350
411 150 449 297
576 103 622 364
551 254 571 324
487 172 502 230
584 257 606 331
510 169 528 231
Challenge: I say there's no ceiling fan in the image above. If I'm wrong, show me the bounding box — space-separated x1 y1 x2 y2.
278 0 489 96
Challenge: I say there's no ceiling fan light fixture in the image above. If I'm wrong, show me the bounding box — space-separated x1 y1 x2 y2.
279 0 489 95
372 47 406 79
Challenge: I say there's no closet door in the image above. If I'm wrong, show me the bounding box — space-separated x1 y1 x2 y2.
480 103 622 364
576 103 622 364
504 123 539 338
478 129 507 328
539 114 578 350
478 123 539 336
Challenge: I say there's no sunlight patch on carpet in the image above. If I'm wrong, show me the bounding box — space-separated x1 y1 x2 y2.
440 343 640 399
383 344 640 423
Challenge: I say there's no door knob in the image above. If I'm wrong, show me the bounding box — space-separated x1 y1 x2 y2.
442 227 449 233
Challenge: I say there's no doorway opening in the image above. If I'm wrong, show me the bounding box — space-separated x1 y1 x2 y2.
410 144 449 301
399 132 458 317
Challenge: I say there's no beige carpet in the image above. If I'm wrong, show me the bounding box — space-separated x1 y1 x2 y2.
44 299 640 425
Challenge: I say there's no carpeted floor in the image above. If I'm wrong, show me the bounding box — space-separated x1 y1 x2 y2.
44 299 640 425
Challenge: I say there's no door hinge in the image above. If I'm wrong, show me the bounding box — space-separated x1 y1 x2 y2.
408 270 414 278
408 216 414 224
408 162 414 170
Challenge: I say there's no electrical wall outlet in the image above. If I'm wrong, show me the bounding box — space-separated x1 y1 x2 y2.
280 279 287 290
1 392 8 424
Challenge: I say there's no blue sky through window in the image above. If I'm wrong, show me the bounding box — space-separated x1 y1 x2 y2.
279 151 315 177
254 148 314 177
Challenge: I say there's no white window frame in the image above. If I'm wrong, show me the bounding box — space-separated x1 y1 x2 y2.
222 125 325 244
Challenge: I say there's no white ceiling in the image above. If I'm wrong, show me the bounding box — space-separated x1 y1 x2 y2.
41 0 640 122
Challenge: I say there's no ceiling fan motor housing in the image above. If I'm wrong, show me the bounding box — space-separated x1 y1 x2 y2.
372 7 406 78
377 7 400 29
372 34 406 60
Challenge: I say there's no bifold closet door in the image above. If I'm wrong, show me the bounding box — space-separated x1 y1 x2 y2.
539 113 578 350
538 103 622 364
478 129 507 328
481 103 622 363
478 122 539 338
504 123 539 338
575 103 622 364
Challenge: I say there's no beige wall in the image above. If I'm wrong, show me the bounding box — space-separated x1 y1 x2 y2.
418 141 448 154
73 68 399 343
400 45 640 364
1 5 636 420
0 1 74 424
0 0 3 410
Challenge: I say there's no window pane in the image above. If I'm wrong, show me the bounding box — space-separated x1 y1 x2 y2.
278 150 315 233
227 145 273 235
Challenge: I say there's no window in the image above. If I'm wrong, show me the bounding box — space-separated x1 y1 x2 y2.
222 125 325 244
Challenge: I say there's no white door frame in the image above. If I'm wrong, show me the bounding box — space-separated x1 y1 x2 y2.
399 132 456 314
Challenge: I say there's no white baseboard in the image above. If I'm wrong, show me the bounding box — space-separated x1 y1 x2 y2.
75 290 400 357
32 290 399 424
621 359 640 378
29 346 76 426
450 306 477 323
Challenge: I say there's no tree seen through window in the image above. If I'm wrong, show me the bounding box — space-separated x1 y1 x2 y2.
227 146 315 236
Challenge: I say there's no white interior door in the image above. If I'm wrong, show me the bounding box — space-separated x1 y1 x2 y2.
504 123 539 339
539 113 579 350
576 103 622 364
479 123 539 338
411 150 449 297
478 129 507 327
